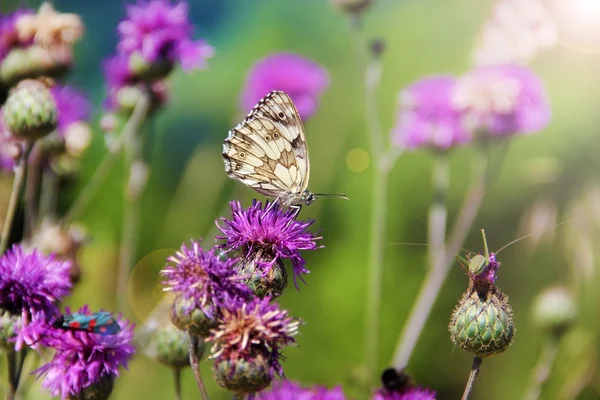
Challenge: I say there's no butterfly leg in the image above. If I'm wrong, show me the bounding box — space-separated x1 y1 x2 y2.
283 205 302 228
261 198 282 221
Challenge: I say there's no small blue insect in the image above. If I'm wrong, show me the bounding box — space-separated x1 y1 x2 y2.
54 311 121 335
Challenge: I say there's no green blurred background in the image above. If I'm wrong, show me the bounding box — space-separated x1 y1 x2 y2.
2 0 600 399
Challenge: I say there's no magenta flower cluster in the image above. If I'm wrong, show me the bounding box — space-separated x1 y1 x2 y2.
392 64 550 151
256 380 346 400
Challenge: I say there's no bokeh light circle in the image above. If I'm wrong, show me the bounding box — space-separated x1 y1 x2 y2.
346 148 370 172
548 0 600 52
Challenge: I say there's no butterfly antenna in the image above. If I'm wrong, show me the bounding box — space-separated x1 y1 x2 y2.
495 219 571 255
386 242 473 254
313 193 349 200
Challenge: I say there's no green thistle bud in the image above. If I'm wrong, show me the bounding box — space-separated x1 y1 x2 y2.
449 283 515 357
239 252 287 299
213 348 272 395
170 296 217 338
0 45 71 87
154 325 205 369
2 79 58 140
129 52 174 82
0 309 20 350
69 375 114 400
531 286 577 336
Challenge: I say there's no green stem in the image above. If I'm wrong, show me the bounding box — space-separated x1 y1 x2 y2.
173 368 182 400
39 166 59 221
6 351 17 400
427 155 449 270
0 143 33 255
462 356 483 400
24 143 42 238
523 336 559 400
189 336 209 400
392 151 489 369
115 93 151 312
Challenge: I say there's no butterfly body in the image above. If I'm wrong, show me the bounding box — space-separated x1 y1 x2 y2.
54 311 121 335
223 90 315 207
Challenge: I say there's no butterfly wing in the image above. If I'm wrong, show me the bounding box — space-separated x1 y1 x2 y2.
223 91 310 204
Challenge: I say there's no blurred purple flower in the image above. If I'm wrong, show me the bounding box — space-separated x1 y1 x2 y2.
392 76 471 151
116 0 213 71
0 119 18 171
373 387 436 400
51 84 91 133
241 53 329 120
161 240 252 319
257 380 347 399
470 252 500 284
34 305 135 400
208 297 299 377
0 9 34 61
0 245 72 350
217 200 322 287
453 64 550 136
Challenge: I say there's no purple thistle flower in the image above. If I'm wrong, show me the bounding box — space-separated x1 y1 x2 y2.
208 297 299 377
116 0 213 71
240 52 329 120
373 387 436 400
34 305 135 400
161 240 252 319
0 244 72 350
217 200 322 287
257 380 347 399
470 252 500 285
0 9 34 61
391 75 471 151
0 121 18 172
453 64 550 137
50 84 91 133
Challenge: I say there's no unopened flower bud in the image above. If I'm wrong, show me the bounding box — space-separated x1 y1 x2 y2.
213 348 272 395
129 52 174 82
238 254 287 299
170 296 217 338
71 375 114 400
449 283 515 357
531 286 577 336
154 325 205 369
2 79 57 140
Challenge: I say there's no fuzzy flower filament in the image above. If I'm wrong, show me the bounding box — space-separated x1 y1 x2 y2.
218 200 322 295
34 305 135 400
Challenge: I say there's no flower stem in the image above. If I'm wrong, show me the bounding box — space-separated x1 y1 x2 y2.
522 336 559 400
189 335 209 400
392 150 488 369
24 143 42 238
173 368 182 400
462 356 483 400
116 93 151 312
39 166 59 220
0 143 33 255
6 351 17 400
428 155 449 270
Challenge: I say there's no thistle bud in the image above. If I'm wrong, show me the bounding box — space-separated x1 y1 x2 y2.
531 286 577 336
70 375 114 400
2 79 57 140
213 348 272 395
154 325 205 369
129 52 174 83
169 296 217 338
238 253 288 299
331 0 373 15
449 282 515 357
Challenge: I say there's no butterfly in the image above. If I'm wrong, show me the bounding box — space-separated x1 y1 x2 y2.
223 90 347 212
54 311 121 335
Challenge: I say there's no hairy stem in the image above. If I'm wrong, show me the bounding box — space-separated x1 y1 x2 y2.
189 335 209 400
523 336 559 400
392 151 488 369
462 356 483 400
0 143 33 255
173 368 182 400
115 93 151 312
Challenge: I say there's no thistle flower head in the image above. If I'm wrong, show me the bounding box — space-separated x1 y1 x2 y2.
453 64 550 137
161 240 252 320
34 305 135 400
117 0 213 71
257 380 347 399
218 200 322 288
372 387 437 400
0 244 71 349
51 84 91 133
240 52 329 120
392 76 471 151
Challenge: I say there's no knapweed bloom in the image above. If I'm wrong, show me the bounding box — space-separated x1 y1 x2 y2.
240 52 329 120
391 76 471 151
449 230 514 357
372 387 436 400
208 297 300 394
0 244 71 350
218 200 322 294
452 64 550 137
50 84 92 156
257 380 347 399
34 306 135 400
161 240 252 336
